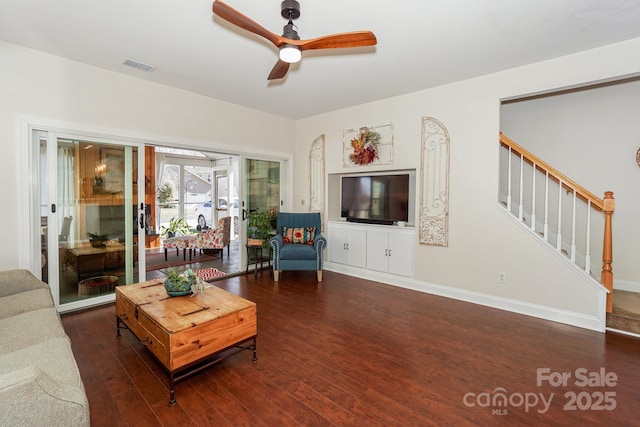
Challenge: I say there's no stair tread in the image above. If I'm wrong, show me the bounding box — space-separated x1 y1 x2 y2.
607 291 640 334
611 290 640 319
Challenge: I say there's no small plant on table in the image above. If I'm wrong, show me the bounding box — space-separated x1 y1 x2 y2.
160 217 190 238
164 268 207 296
87 232 109 247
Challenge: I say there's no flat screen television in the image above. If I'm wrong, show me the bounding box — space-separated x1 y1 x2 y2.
341 173 410 225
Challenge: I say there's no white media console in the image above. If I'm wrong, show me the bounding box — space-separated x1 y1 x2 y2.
326 221 414 278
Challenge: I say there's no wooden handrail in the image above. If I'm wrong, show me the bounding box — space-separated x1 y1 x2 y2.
500 133 605 210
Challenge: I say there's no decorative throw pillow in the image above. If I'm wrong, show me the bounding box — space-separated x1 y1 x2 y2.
282 227 316 245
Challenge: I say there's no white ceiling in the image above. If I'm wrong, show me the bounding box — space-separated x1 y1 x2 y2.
2 0 640 119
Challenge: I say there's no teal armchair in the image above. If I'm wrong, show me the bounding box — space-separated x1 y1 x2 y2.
269 212 326 281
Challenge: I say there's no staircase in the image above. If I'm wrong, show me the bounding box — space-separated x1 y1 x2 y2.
498 133 640 334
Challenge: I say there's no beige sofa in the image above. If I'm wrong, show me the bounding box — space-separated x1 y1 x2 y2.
0 269 89 426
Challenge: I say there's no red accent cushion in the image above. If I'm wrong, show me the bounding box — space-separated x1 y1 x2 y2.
282 227 316 245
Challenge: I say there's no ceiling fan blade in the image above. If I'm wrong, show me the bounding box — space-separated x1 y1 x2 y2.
268 60 290 80
297 31 377 51
212 1 282 47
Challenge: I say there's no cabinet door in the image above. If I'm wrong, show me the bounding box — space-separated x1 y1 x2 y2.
388 231 414 276
346 228 367 268
328 225 348 264
366 229 390 273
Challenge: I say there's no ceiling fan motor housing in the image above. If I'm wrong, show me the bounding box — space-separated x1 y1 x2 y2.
283 22 300 40
281 0 301 20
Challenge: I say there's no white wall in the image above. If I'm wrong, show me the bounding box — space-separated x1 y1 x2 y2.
501 81 640 287
4 35 640 330
295 37 640 329
0 40 296 270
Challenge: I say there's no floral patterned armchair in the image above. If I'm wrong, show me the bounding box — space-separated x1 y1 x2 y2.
193 216 231 259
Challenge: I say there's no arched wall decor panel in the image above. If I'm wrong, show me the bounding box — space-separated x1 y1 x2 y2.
419 117 450 246
309 134 325 229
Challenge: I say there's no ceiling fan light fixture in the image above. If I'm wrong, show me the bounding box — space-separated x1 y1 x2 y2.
279 44 301 63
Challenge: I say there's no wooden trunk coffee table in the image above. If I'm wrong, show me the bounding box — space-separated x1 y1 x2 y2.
115 279 257 405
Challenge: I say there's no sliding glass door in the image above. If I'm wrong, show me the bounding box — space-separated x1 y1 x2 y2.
38 132 145 309
30 126 286 308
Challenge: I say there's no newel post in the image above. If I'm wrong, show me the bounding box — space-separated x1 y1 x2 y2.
601 191 615 313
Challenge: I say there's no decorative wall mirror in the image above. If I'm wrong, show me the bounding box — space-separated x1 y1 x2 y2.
309 134 325 229
419 117 450 246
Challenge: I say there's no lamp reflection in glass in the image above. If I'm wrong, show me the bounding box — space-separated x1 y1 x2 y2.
94 162 107 186
279 44 301 63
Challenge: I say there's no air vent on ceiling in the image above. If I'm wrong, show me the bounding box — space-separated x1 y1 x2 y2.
122 58 156 72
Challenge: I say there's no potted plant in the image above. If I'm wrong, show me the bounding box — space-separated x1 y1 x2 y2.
247 209 272 247
164 268 203 296
160 217 190 238
87 232 109 247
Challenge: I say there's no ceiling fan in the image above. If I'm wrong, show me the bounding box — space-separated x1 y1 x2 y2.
212 0 377 80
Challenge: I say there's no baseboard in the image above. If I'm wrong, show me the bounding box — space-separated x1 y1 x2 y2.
325 262 606 332
614 279 640 293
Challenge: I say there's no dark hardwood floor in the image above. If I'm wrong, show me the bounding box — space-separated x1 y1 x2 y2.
61 270 640 426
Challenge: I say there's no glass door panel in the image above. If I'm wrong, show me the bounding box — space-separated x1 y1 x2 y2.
157 163 180 233
243 158 280 271
216 174 239 240
41 135 143 307
245 159 280 225
184 164 214 229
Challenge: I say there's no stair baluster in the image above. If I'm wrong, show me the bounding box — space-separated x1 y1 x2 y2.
518 154 524 221
543 171 549 241
571 190 577 262
530 162 536 232
585 201 591 275
556 179 563 251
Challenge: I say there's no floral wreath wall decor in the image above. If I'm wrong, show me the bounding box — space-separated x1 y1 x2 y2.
343 123 393 167
350 128 380 165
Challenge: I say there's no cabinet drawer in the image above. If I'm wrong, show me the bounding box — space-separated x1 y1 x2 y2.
116 296 143 338
116 295 168 367
137 310 168 366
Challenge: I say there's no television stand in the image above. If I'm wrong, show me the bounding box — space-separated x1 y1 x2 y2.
327 220 414 278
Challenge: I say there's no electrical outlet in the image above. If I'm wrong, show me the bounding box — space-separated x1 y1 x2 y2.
498 272 507 284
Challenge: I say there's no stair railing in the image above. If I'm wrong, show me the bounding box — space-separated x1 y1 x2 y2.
499 133 615 312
